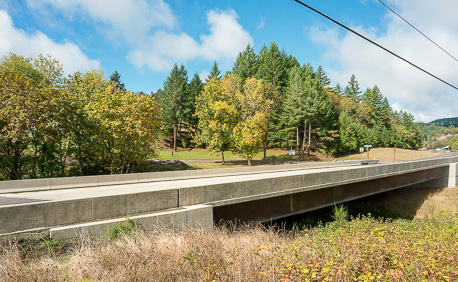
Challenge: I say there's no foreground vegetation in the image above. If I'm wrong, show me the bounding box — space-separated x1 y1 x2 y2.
1 187 456 281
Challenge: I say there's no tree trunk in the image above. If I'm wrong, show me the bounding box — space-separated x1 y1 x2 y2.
302 119 307 153
247 158 252 166
173 122 177 152
221 150 226 164
307 123 312 155
263 130 268 161
296 126 299 153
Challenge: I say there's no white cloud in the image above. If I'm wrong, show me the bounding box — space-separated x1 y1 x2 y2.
128 9 253 71
27 1 253 72
0 10 100 74
26 0 175 43
308 0 458 122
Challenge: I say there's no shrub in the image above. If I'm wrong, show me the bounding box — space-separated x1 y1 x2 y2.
107 219 143 239
331 204 348 223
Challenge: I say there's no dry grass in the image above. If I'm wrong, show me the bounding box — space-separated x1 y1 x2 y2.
337 147 441 162
1 215 456 281
1 188 456 281
0 225 292 281
414 186 458 219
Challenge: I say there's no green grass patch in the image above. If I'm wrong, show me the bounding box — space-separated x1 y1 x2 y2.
107 219 143 239
157 148 294 161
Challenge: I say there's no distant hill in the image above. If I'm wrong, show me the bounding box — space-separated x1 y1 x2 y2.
430 117 458 128
417 117 458 149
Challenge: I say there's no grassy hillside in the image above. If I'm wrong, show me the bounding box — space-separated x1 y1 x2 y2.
337 147 440 162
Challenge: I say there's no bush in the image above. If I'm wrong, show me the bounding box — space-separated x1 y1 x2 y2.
107 219 143 239
331 204 348 223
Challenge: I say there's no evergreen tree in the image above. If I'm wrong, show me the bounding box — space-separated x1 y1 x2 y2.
282 66 306 151
362 85 385 127
159 64 188 151
255 42 286 159
344 74 362 103
232 44 258 82
302 75 336 155
283 54 300 75
109 70 126 91
256 42 286 91
334 83 343 95
186 73 203 130
206 61 221 82
316 65 331 90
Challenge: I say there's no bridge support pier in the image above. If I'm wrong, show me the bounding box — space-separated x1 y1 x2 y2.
449 163 457 188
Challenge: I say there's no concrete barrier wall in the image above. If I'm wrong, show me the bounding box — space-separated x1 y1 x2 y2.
0 189 179 234
2 156 458 194
0 160 360 194
50 204 213 239
179 157 458 207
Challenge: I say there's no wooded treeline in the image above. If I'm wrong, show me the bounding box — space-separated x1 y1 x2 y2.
1 42 423 180
156 43 422 161
0 53 161 180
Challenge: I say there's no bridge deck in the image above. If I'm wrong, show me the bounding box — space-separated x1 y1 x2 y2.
0 156 456 236
0 164 361 204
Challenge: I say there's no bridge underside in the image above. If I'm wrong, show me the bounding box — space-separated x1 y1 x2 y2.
213 167 447 223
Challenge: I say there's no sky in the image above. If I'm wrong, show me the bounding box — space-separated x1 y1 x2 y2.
0 0 457 122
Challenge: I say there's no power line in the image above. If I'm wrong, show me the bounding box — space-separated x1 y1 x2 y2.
377 0 458 63
291 0 458 91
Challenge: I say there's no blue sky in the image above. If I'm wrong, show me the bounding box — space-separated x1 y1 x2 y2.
0 0 457 122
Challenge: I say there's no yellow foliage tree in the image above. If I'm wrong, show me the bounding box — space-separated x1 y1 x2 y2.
195 75 272 165
232 77 273 165
194 77 238 163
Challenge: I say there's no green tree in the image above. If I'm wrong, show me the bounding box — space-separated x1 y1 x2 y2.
362 86 384 126
185 73 203 131
281 66 307 151
344 74 362 103
231 77 273 165
65 70 161 174
0 53 73 179
194 77 237 163
256 42 286 159
0 53 42 82
316 65 331 90
334 83 343 95
206 61 221 82
450 137 458 151
109 70 126 91
232 44 258 82
159 64 188 151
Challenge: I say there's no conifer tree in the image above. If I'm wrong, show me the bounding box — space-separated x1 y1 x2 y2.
186 73 203 130
334 83 343 95
232 44 258 82
109 70 126 91
344 74 362 103
159 64 188 151
256 42 287 159
316 65 331 90
256 42 286 90
206 61 221 82
282 66 306 151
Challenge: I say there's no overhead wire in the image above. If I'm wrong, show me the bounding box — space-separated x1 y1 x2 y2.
291 0 458 91
377 0 458 63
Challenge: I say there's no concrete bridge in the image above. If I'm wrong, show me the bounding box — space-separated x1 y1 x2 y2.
0 155 457 238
